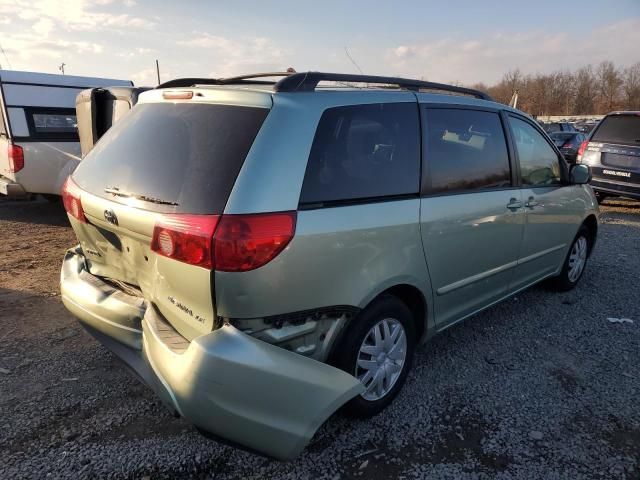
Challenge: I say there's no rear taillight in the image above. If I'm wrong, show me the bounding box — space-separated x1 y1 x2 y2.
214 212 296 272
151 215 220 269
576 140 589 163
150 211 296 271
7 144 24 173
61 176 87 223
562 142 575 149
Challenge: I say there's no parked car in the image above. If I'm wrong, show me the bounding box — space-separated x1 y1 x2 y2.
0 70 132 198
549 131 588 163
578 111 640 202
59 71 598 460
543 122 577 134
574 122 597 134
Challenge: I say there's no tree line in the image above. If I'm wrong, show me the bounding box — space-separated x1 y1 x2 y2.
468 62 640 116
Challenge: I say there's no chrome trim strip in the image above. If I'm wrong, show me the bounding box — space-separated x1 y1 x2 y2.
436 244 566 296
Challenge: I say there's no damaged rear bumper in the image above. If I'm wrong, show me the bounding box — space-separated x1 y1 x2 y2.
60 247 363 459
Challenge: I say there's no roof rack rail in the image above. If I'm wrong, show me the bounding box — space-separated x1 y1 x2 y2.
157 72 294 89
274 72 493 101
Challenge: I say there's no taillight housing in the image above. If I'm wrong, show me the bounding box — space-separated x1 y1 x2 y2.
577 141 588 161
150 211 296 271
61 176 87 223
214 212 296 272
8 144 24 173
151 214 220 269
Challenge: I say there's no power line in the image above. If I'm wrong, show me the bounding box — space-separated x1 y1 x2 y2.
344 46 363 75
0 42 12 69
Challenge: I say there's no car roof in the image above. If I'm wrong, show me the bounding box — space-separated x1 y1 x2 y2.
153 71 517 113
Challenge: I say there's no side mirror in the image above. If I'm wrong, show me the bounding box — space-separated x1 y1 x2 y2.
570 164 591 184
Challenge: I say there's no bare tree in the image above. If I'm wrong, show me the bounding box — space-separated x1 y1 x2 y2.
622 62 640 111
596 61 623 113
467 62 638 114
572 66 597 115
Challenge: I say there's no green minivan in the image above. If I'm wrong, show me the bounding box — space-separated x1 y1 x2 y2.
60 72 598 459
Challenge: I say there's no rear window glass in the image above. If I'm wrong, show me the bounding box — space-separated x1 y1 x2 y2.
423 108 511 194
549 132 577 141
73 103 268 214
591 115 640 146
300 103 420 205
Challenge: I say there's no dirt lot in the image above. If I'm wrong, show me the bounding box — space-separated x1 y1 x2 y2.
1 197 639 479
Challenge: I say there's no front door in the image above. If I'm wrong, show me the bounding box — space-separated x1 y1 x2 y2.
507 114 580 291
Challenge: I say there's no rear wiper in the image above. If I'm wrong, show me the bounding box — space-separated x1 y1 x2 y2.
104 187 179 206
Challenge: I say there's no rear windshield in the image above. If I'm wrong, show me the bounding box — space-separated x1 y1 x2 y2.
591 115 640 146
73 102 269 214
549 132 577 141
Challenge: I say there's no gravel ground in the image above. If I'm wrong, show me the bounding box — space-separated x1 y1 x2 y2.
1 196 639 480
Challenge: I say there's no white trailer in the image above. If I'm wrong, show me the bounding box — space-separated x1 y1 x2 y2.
0 70 132 197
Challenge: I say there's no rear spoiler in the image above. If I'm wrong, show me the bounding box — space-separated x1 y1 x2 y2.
76 86 150 157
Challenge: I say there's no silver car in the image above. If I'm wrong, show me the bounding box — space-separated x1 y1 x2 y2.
60 72 598 459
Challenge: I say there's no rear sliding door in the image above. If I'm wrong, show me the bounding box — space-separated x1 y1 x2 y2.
418 104 524 328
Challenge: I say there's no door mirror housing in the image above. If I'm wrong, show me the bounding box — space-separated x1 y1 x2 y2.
570 164 591 184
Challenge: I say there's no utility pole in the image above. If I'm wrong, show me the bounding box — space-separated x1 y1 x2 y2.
59 63 66 75
155 59 160 85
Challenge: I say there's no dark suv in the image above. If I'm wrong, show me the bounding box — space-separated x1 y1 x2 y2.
578 112 640 201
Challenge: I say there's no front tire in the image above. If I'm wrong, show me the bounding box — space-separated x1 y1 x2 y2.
331 295 416 418
548 225 591 291
594 192 607 204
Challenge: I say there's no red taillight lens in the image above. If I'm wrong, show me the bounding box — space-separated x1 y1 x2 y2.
562 142 574 149
150 211 296 271
577 141 588 157
8 144 24 173
151 214 220 269
61 176 87 223
214 212 296 272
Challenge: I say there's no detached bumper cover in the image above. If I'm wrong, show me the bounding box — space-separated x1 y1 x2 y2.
60 248 363 459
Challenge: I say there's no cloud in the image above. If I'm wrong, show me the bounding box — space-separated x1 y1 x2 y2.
0 0 154 34
2 34 103 61
384 19 640 84
178 32 288 77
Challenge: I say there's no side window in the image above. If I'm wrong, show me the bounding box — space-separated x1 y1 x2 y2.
509 116 561 186
423 108 511 194
299 103 420 205
24 108 79 140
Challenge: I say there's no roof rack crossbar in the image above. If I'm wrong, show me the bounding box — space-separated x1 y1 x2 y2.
157 72 294 89
274 72 493 101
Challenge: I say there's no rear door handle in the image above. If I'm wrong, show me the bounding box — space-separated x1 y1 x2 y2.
507 198 523 211
525 196 539 208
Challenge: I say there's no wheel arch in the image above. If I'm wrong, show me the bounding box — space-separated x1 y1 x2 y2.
327 283 429 367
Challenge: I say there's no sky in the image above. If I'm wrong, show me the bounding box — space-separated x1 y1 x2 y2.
0 0 639 87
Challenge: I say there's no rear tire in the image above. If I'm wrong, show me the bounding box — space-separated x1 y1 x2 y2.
331 295 416 418
547 225 591 292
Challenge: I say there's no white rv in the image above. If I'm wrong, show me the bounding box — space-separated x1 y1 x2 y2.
0 70 132 198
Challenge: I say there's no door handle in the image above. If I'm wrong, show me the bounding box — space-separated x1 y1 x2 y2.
506 198 523 211
525 196 539 208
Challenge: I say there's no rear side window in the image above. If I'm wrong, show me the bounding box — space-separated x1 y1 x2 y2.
24 107 78 140
423 108 511 194
591 115 640 146
32 112 77 134
73 103 269 214
509 116 561 186
299 103 420 205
